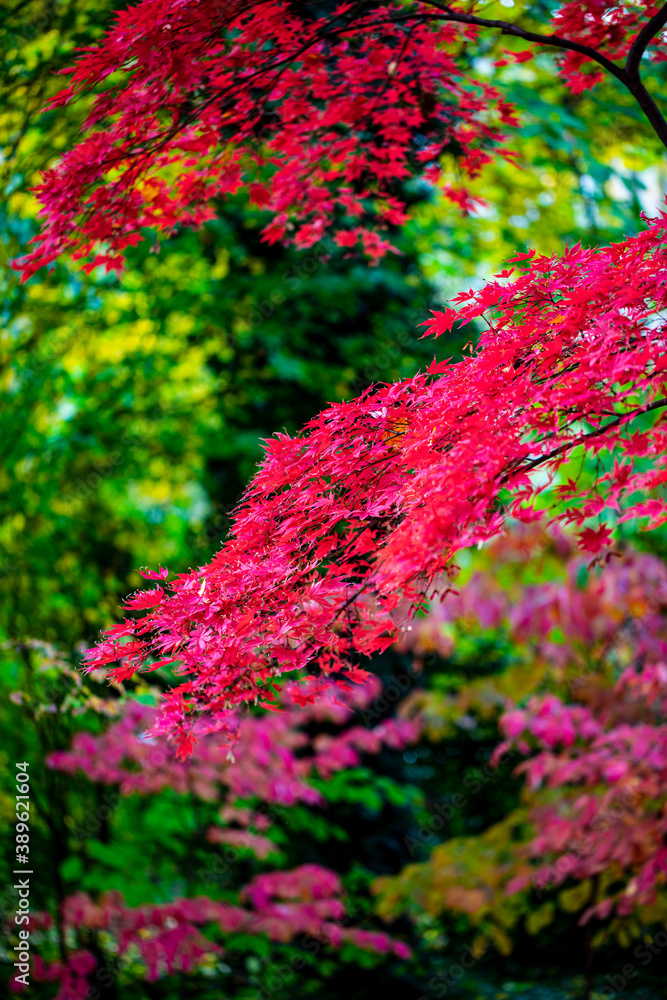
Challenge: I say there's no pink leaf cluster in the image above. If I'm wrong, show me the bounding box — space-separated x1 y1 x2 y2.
48 679 420 850
396 527 667 922
9 677 417 994
397 526 667 669
499 672 667 919
12 870 408 995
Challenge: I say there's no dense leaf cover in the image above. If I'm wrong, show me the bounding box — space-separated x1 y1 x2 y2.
16 0 519 277
8 529 667 995
48 681 419 811
15 1 667 278
85 210 667 756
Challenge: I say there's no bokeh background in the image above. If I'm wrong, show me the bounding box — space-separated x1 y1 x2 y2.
2 2 667 998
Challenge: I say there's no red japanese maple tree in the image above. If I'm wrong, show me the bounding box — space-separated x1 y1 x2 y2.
17 1 667 756
16 1 667 277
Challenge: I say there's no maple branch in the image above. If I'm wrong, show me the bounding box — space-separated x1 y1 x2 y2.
622 81 667 150
509 396 667 482
622 3 667 150
417 1 626 83
626 2 667 78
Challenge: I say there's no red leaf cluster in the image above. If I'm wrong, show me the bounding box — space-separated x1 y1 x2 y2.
16 0 519 278
84 214 667 754
16 1 667 278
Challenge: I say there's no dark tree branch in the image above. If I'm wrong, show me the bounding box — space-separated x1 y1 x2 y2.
506 396 667 482
418 0 627 83
622 73 667 148
621 2 667 148
415 0 667 151
626 2 667 79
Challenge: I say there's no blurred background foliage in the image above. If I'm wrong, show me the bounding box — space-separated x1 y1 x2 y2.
1 1 667 998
